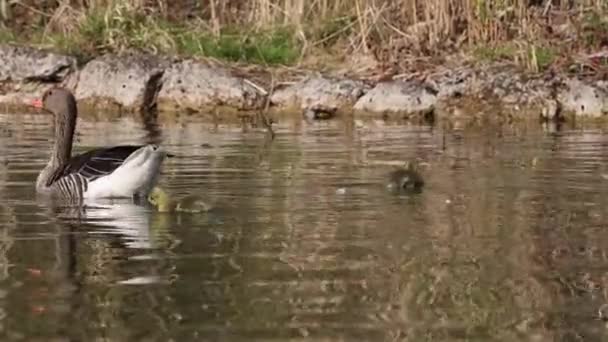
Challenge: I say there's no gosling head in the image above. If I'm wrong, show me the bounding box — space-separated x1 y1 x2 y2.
148 187 171 212
403 160 418 171
387 162 424 193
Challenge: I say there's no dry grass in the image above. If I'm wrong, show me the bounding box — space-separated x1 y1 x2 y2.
0 0 606 71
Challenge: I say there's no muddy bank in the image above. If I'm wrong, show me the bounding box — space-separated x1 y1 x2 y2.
1 44 607 122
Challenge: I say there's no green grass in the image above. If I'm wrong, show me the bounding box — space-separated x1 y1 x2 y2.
473 44 519 62
174 27 299 64
532 46 555 71
473 42 556 71
0 4 302 66
19 24 300 65
584 12 608 31
0 5 357 66
582 12 608 48
0 28 15 43
311 16 356 47
0 1 597 71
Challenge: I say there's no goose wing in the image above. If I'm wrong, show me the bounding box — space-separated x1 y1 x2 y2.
46 145 144 187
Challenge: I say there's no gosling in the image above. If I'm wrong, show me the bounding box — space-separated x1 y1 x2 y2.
147 187 211 213
387 161 425 192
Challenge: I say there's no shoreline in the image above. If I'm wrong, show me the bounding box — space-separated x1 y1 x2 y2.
0 44 607 125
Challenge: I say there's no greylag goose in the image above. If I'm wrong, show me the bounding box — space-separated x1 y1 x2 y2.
32 87 168 200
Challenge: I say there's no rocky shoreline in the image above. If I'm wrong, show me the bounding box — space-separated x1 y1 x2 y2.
0 44 607 123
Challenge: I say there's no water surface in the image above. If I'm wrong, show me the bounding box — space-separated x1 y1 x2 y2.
1 113 608 341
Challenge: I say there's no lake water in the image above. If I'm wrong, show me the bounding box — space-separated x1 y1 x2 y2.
1 112 608 341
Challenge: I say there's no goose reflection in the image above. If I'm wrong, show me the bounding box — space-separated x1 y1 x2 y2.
38 197 179 288
44 197 176 251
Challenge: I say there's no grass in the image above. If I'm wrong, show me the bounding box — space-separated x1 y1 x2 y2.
473 43 556 72
0 0 606 71
582 11 608 50
1 3 301 65
0 28 14 43
473 44 520 63
72 4 299 64
532 46 556 71
174 28 299 64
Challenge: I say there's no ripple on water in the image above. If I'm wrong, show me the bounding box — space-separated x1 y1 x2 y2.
2 114 608 340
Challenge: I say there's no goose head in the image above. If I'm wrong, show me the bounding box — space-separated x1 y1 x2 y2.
33 87 78 121
32 87 78 166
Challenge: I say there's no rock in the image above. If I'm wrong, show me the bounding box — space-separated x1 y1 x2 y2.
353 81 437 115
0 82 52 110
557 79 608 118
0 45 76 82
427 68 475 99
502 93 519 104
270 76 369 112
0 45 76 109
597 80 608 87
74 53 167 111
156 60 266 113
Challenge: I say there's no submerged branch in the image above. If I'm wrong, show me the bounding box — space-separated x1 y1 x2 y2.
258 72 275 141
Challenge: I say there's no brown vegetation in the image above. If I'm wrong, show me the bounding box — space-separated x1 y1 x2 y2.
0 1 606 74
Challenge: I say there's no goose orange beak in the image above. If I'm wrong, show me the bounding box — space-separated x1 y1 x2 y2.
32 99 43 109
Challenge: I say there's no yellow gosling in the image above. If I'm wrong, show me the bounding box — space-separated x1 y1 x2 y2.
148 187 211 213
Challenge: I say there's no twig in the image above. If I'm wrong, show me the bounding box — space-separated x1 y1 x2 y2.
392 72 421 80
257 73 275 140
584 50 608 60
243 78 268 96
0 0 11 22
542 0 552 17
352 1 387 54
310 18 358 48
382 16 414 40
13 0 52 17
276 81 297 86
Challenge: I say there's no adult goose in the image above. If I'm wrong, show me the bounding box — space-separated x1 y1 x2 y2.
33 87 168 200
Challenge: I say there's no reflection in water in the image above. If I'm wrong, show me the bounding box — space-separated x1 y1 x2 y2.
0 112 608 340
52 200 159 250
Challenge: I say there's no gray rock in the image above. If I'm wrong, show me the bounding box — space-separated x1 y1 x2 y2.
353 81 437 115
427 68 475 99
557 79 608 117
0 45 76 109
74 53 167 111
501 93 520 104
270 76 369 112
156 60 266 113
0 82 53 108
0 45 76 82
596 80 608 90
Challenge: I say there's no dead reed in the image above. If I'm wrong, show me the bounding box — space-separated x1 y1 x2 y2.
0 0 605 70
